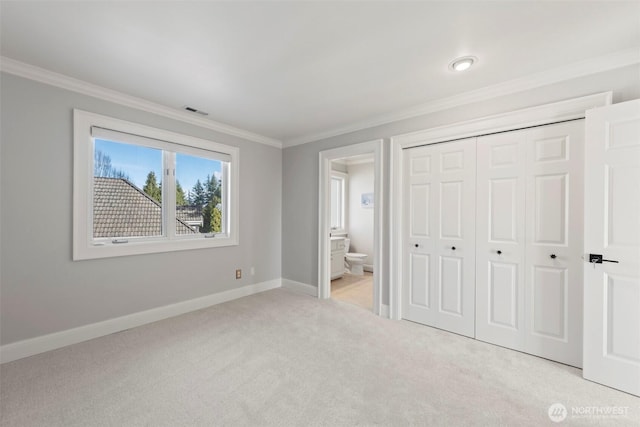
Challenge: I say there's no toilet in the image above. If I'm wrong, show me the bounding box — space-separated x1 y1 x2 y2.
344 238 367 276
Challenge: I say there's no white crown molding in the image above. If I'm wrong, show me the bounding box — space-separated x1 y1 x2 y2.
283 48 640 147
391 91 612 147
0 56 283 149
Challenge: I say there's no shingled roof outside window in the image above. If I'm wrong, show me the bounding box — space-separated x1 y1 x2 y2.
93 177 197 238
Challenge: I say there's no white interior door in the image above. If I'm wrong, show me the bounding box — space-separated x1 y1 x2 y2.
583 100 640 396
403 138 476 338
476 130 527 350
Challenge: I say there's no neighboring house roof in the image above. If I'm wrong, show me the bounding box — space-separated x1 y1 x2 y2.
176 205 203 224
93 177 196 238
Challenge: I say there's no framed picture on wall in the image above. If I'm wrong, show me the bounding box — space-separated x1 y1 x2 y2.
361 192 374 208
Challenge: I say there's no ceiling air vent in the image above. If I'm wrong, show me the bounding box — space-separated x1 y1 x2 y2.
182 105 209 116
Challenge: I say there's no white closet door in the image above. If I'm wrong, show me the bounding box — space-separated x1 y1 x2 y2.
477 121 584 367
403 138 476 337
476 130 527 350
524 120 584 367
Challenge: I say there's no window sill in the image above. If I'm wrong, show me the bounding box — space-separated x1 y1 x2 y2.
73 235 238 260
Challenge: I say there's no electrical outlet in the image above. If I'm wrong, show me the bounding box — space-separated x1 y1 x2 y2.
235 269 242 279
250 267 255 276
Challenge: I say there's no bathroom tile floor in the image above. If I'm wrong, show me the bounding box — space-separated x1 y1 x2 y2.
331 271 373 311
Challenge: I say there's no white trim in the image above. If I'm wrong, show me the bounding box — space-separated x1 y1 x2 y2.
0 279 281 364
388 92 612 321
73 109 240 260
330 170 349 234
0 56 282 149
4 48 635 151
391 92 612 148
284 48 637 147
318 140 384 317
380 304 390 319
344 157 375 166
281 279 317 297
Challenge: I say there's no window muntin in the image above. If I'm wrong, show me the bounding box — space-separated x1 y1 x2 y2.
74 110 239 260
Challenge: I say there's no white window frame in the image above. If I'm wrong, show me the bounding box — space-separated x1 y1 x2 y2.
73 109 239 260
330 171 348 234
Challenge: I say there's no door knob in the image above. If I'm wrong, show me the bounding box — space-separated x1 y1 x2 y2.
497 250 502 255
414 244 419 248
588 254 619 264
451 246 456 250
550 254 557 259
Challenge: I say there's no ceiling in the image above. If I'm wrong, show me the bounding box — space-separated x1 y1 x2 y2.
1 1 638 146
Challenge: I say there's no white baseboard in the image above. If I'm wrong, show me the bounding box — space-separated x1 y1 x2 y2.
380 304 390 319
364 264 374 272
281 279 317 297
0 279 281 364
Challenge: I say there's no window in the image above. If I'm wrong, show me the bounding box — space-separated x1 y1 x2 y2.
74 110 238 260
330 171 347 232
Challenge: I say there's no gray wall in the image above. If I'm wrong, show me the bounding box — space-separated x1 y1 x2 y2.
346 162 374 266
2 64 639 344
281 64 640 305
0 73 282 345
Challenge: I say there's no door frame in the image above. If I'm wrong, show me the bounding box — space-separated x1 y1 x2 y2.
389 92 611 320
318 139 384 316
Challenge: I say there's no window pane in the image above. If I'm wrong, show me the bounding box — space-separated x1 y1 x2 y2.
93 139 163 239
176 153 224 235
331 177 342 229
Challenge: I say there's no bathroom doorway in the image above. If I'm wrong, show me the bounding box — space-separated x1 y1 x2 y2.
318 140 383 315
329 155 374 310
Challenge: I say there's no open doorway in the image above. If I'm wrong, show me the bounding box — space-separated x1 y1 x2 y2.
329 154 374 310
318 140 383 316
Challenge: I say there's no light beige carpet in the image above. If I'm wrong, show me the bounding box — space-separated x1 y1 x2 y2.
1 289 639 426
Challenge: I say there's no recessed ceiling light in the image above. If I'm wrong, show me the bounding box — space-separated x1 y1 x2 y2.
449 56 477 72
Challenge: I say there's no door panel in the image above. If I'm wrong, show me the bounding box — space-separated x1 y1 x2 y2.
409 253 430 308
490 178 518 242
440 256 462 315
533 174 567 245
605 275 640 362
535 136 568 162
525 121 584 367
477 120 584 366
410 184 430 237
531 266 567 339
476 131 527 349
607 166 640 247
440 181 463 238
488 261 518 329
584 100 640 396
403 138 476 337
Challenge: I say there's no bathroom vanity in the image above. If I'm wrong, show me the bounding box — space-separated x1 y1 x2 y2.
330 237 345 279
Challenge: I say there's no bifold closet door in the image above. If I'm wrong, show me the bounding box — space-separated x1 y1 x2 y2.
476 120 584 367
475 130 527 350
402 138 476 338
